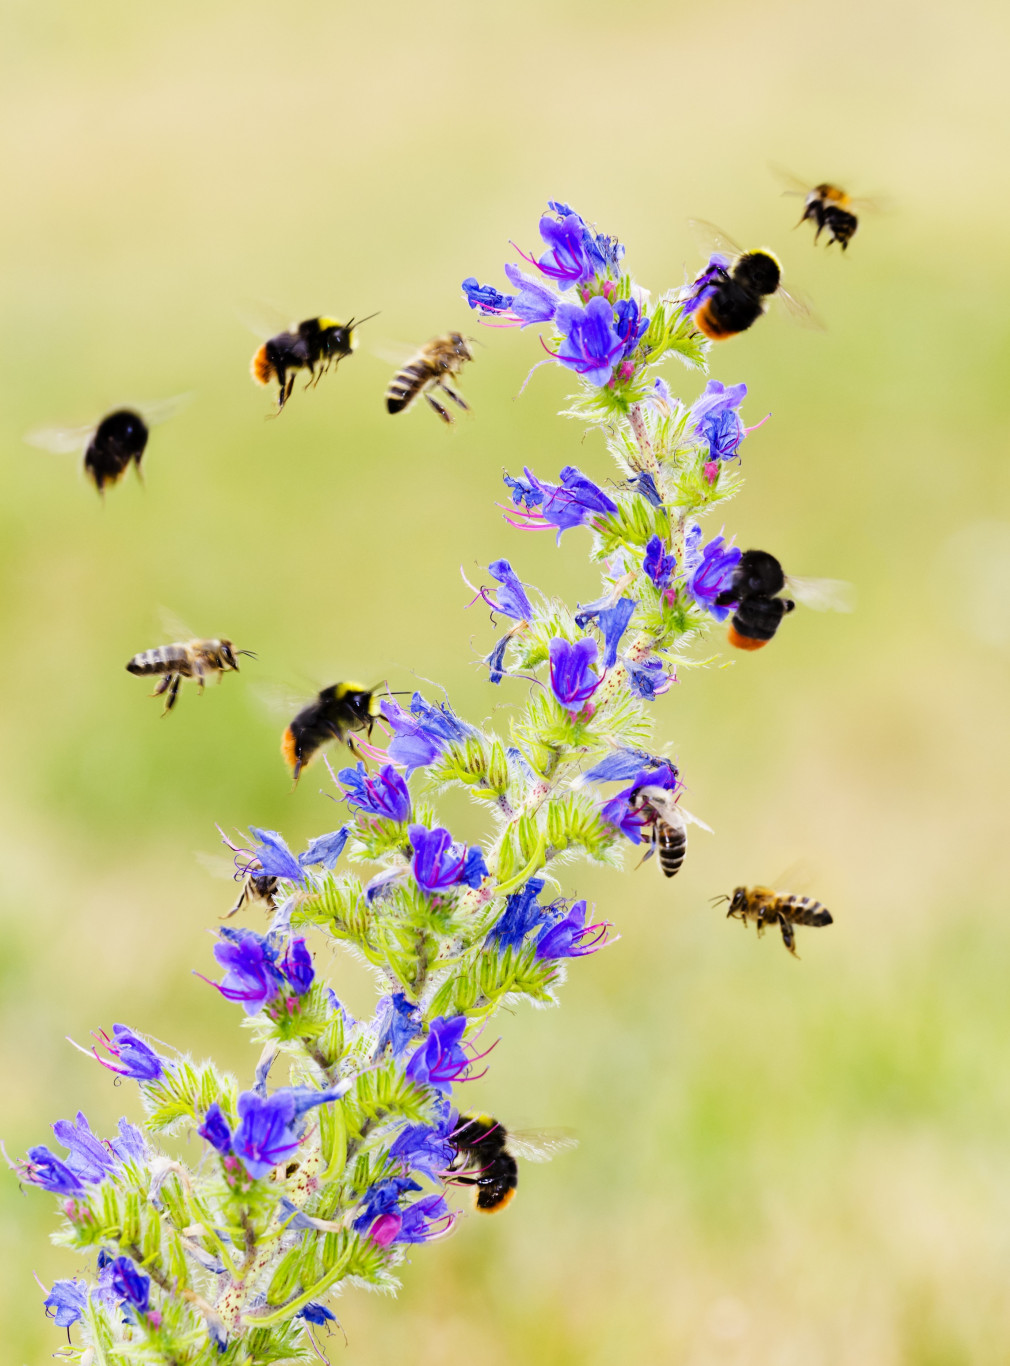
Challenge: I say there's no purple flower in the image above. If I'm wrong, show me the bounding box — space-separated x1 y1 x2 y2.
248 827 305 881
487 877 549 951
405 1016 477 1093
199 1101 233 1155
409 825 487 895
110 1256 150 1315
598 599 635 667
544 200 624 277
535 212 594 288
600 762 681 843
51 1112 117 1184
18 1146 84 1196
299 1302 337 1326
614 297 649 358
680 254 731 315
643 535 676 587
535 900 612 960
108 1117 147 1165
503 465 617 544
374 992 423 1059
689 379 748 461
381 693 476 774
625 655 673 700
548 637 602 712
92 1024 164 1081
299 828 350 870
44 1278 87 1328
209 927 285 1015
684 526 742 620
486 634 509 686
338 761 411 822
628 470 663 507
554 297 625 386
461 277 514 315
502 471 543 510
472 559 533 621
280 937 314 996
503 264 558 325
389 1107 456 1181
353 1175 421 1233
396 1192 453 1243
584 748 665 783
232 1086 343 1180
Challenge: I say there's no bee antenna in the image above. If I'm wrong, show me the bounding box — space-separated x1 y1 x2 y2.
467 334 485 348
709 893 730 906
237 650 258 660
350 312 380 330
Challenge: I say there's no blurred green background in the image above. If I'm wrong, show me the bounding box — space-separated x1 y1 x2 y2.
3 0 1010 1361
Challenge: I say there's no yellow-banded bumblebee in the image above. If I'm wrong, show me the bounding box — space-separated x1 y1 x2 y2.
281 683 381 781
126 637 255 713
449 1114 576 1214
385 333 474 423
771 167 870 250
683 222 818 341
251 314 376 412
716 549 853 651
717 885 833 956
25 396 190 494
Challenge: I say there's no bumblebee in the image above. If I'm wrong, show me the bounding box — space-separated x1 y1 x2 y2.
716 549 853 651
770 168 866 250
126 637 255 713
718 885 833 956
683 221 817 341
25 396 189 494
449 1114 576 1214
281 683 381 781
385 333 474 423
251 314 376 412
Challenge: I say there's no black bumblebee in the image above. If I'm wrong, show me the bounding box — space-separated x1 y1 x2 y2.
251 314 376 411
25 396 189 494
281 683 381 781
449 1114 575 1214
684 221 818 341
717 549 854 651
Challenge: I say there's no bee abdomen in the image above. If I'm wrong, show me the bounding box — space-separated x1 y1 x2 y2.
657 823 687 878
386 361 435 414
785 896 832 927
251 344 275 386
126 645 188 676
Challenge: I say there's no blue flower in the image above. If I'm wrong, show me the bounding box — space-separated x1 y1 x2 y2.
487 877 550 951
338 761 411 822
461 277 514 315
199 1101 233 1155
598 599 636 667
624 655 673 699
643 535 676 588
51 1112 118 1184
405 1016 473 1093
583 748 666 783
44 1278 87 1328
110 1256 150 1315
409 825 488 895
299 1302 337 1326
397 1192 453 1243
389 1109 456 1181
108 1117 147 1165
210 927 285 1015
689 379 748 461
613 297 649 358
503 264 558 325
600 762 680 843
18 1146 85 1196
680 254 731 315
280 937 314 996
554 297 625 386
232 1086 343 1180
248 827 305 881
504 465 618 543
94 1024 165 1081
628 470 663 506
548 637 602 712
486 634 510 686
353 1175 421 1233
374 992 423 1059
684 525 742 620
381 693 476 774
535 211 595 288
299 828 350 870
477 559 533 621
535 900 612 960
502 471 544 510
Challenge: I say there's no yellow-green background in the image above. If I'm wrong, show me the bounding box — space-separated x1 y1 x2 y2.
3 1 1010 1361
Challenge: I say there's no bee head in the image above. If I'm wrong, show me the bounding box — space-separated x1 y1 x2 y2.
733 250 781 298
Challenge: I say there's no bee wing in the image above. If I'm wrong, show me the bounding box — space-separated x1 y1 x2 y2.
687 219 744 262
679 806 714 834
505 1129 578 1164
195 851 240 882
769 859 816 895
237 300 298 341
768 162 813 197
371 340 421 368
252 681 315 720
158 607 196 642
774 282 826 332
135 394 193 427
785 575 855 613
24 422 96 455
847 192 889 214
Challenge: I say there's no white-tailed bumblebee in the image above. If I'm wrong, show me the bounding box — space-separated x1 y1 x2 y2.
25 396 190 494
385 333 474 423
716 549 853 651
716 884 833 956
449 1114 576 1214
683 222 819 341
251 314 376 412
281 683 381 781
771 167 870 250
126 637 255 713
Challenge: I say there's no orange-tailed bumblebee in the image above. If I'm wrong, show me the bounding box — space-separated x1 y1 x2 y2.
716 884 833 956
449 1115 576 1214
770 167 872 251
683 221 819 341
385 333 474 423
251 314 376 412
25 396 190 494
281 683 381 781
716 549 853 651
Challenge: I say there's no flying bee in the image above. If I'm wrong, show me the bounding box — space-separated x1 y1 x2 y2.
770 166 879 251
682 221 820 341
629 786 712 879
281 683 381 782
228 872 279 918
126 637 255 713
25 395 190 494
385 332 474 423
448 1114 576 1214
716 885 833 956
250 313 377 412
715 548 854 651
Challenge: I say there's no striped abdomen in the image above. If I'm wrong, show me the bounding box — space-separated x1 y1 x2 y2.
386 358 438 414
779 895 832 927
126 644 191 677
656 820 687 878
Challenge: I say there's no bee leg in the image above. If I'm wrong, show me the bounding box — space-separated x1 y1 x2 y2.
424 391 453 424
162 674 181 714
439 381 469 411
778 916 798 956
152 676 172 697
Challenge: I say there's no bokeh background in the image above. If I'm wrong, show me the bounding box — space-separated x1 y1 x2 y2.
3 0 1010 1361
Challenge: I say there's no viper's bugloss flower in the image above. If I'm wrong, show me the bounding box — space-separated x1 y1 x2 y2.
51 1112 117 1184
684 524 742 620
680 254 730 315
584 747 668 783
534 211 595 288
625 654 674 699
405 1015 482 1093
381 692 477 774
248 827 304 881
44 1278 87 1328
396 1193 454 1243
364 868 405 903
486 634 510 686
503 465 618 543
409 825 488 895
487 876 549 951
90 1023 165 1081
299 1302 337 1326
472 559 533 621
338 761 411 822
199 1101 233 1155
628 469 663 506
644 535 676 587
233 1086 344 1180
299 828 351 870
598 599 636 667
503 264 558 325
280 937 314 996
109 1117 147 1165
600 762 681 843
110 1256 150 1316
549 637 602 712
554 297 625 386
389 1106 455 1180
461 277 514 315
374 991 423 1059
689 379 747 461
614 297 649 359
536 900 612 960
209 927 284 1015
18 1146 85 1195
353 1175 421 1233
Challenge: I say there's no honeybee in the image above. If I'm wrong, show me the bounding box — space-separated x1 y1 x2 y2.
25 396 190 494
716 549 854 651
228 872 279 918
126 637 255 713
282 683 381 781
385 333 474 423
682 221 819 341
449 1114 576 1214
250 314 377 412
718 885 833 956
629 786 712 879
771 167 870 250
